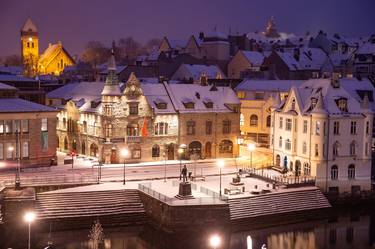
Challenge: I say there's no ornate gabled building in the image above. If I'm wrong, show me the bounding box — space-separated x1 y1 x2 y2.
20 18 75 77
270 77 373 193
48 51 240 163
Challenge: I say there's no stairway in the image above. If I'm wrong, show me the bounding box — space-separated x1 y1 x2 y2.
229 187 331 222
35 189 147 229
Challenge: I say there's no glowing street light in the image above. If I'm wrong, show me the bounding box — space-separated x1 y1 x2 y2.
121 148 129 185
24 211 36 249
217 160 224 196
209 234 221 249
247 143 255 170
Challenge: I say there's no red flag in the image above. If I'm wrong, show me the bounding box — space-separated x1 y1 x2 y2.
141 118 148 137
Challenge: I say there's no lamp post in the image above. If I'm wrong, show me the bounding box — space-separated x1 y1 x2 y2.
178 148 184 180
24 211 36 249
237 136 244 171
217 160 224 196
248 143 255 171
121 148 129 185
209 234 221 249
163 152 167 183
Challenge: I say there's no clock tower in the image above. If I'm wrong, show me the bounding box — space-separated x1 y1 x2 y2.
21 18 39 77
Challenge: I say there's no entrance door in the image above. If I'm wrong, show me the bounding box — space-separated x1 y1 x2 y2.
111 149 118 164
205 142 212 158
167 144 174 160
189 141 202 158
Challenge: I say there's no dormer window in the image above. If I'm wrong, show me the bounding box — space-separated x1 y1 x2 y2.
155 102 167 109
183 102 195 109
311 98 318 109
336 98 348 112
204 101 213 108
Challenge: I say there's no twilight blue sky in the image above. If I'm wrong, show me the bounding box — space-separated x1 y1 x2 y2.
0 0 374 57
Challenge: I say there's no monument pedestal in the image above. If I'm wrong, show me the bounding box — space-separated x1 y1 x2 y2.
175 182 194 199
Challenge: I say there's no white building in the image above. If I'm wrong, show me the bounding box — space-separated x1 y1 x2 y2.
270 77 373 193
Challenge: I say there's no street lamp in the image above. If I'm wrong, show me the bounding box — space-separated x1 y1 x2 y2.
217 160 224 196
163 152 167 183
247 143 255 171
209 234 221 249
178 147 184 180
121 148 129 185
24 211 36 249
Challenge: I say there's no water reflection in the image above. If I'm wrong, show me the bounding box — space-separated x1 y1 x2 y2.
1 207 374 249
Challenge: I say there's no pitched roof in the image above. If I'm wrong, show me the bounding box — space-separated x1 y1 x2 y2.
174 64 226 81
21 18 37 33
141 83 176 114
240 51 265 67
276 51 300 70
235 80 304 93
39 43 75 67
298 48 328 70
165 84 239 113
0 98 56 113
0 82 17 90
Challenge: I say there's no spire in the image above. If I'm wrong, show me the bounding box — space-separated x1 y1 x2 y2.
21 18 38 34
101 43 121 96
362 93 370 110
311 91 328 115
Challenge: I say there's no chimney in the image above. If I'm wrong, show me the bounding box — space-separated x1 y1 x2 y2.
293 48 300 61
331 73 340 88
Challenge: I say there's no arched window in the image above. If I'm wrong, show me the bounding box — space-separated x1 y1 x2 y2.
291 98 296 110
152 144 160 157
349 141 356 156
219 140 233 153
331 165 338 180
250 115 258 127
240 113 244 126
279 136 282 148
304 163 311 176
266 115 271 127
348 164 355 179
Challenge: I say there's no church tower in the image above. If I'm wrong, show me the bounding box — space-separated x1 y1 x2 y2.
21 18 39 77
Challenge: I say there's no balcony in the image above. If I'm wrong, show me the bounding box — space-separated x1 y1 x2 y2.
127 136 141 143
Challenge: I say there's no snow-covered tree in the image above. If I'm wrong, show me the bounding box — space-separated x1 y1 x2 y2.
88 219 104 249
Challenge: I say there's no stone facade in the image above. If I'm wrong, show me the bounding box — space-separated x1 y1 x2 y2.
270 78 373 193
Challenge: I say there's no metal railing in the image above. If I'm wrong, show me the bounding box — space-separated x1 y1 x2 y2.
246 168 316 186
2 174 98 187
138 182 172 202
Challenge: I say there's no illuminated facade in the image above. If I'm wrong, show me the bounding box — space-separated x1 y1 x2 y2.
48 51 240 163
20 18 75 77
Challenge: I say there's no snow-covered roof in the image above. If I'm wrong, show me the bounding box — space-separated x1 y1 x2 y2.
328 52 353 66
39 43 75 67
0 98 56 113
356 42 375 55
141 83 176 114
287 78 374 115
0 82 17 90
173 64 226 81
298 48 328 70
276 52 300 70
0 74 36 82
0 66 23 75
166 84 239 113
168 39 188 49
99 65 126 75
240 51 265 67
235 80 304 93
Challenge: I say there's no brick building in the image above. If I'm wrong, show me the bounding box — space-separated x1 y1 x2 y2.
0 83 58 167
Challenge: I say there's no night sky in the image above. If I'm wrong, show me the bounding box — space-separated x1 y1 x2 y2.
0 0 374 57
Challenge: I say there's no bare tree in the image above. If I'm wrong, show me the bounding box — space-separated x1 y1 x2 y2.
4 54 22 66
88 219 104 249
81 41 109 67
145 38 162 52
118 37 141 59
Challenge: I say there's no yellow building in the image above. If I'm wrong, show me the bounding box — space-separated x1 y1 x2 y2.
21 18 75 77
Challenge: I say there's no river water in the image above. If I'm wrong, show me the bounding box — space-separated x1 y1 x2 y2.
1 205 374 249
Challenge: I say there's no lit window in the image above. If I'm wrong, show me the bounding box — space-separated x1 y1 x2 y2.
279 117 283 129
316 121 320 135
240 113 244 126
0 121 3 134
223 120 231 134
187 121 195 135
303 120 308 133
250 115 258 127
13 120 20 133
41 118 48 131
286 118 292 131
22 142 29 158
285 139 291 150
0 143 3 160
279 137 282 148
154 122 168 135
302 142 307 154
315 144 319 157
21 120 29 133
